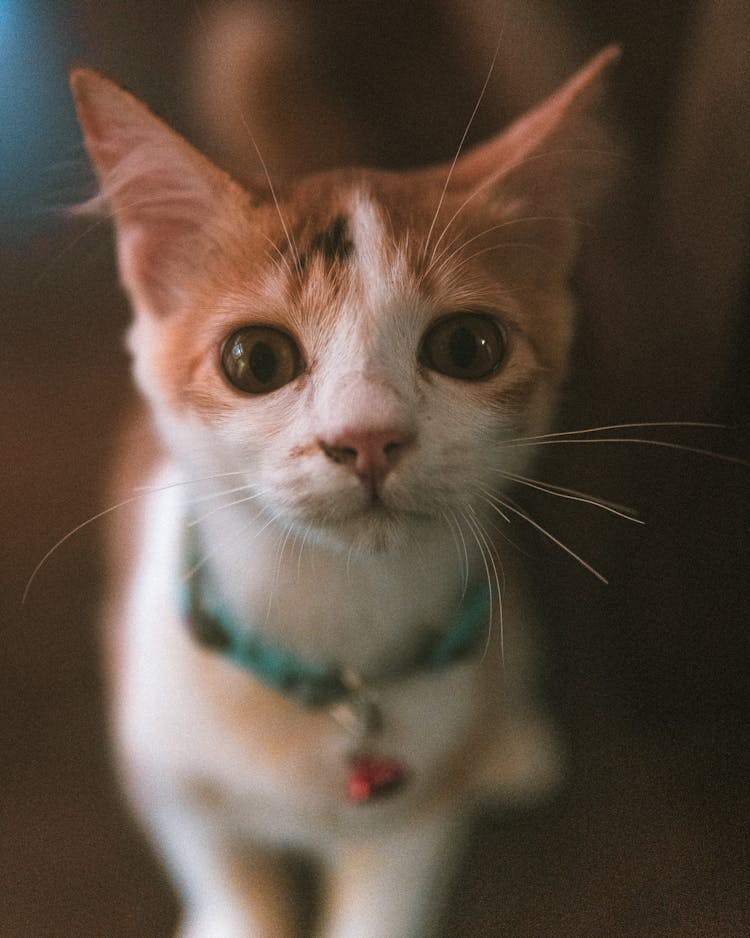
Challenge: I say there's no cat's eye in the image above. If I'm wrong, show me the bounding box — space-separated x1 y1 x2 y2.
420 313 505 381
221 326 303 394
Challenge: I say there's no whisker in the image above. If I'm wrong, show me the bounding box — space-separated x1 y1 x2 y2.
486 497 512 524
187 482 259 506
188 489 269 526
495 469 643 523
464 507 504 664
441 508 470 597
183 530 230 584
266 521 296 623
505 420 734 444
446 239 559 278
22 493 146 604
113 189 294 281
296 520 315 580
422 28 505 264
428 214 585 282
504 436 750 468
190 1 302 279
478 509 530 560
183 504 277 585
23 463 265 602
428 145 618 270
483 491 609 584
255 229 297 280
236 119 300 278
461 510 493 642
472 504 506 598
133 468 252 494
345 538 356 585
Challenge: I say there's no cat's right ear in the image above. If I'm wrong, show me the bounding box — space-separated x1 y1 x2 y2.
449 46 621 279
70 69 250 318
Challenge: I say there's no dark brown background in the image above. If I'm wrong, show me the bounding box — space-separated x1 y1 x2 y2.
2 2 748 935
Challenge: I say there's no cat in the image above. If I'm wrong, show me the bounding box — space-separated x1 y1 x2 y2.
70 43 619 938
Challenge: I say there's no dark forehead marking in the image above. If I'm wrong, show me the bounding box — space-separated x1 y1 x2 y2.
298 215 354 270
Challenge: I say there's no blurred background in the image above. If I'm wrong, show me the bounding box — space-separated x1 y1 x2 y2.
2 1 748 935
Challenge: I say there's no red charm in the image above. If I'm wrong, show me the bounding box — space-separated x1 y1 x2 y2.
347 755 408 803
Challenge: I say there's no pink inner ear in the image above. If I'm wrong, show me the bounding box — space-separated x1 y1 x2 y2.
442 46 619 276
107 153 227 318
71 68 247 317
451 45 619 202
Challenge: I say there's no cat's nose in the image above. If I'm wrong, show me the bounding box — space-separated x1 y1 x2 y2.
319 427 415 491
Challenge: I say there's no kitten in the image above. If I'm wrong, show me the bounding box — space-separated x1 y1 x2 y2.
71 45 619 938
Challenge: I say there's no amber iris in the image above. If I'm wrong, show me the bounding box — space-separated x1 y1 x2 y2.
222 326 303 393
420 313 505 380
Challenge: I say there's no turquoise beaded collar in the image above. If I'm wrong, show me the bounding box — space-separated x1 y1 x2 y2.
182 561 492 709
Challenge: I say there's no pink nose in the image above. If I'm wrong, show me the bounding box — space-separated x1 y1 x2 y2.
319 427 414 490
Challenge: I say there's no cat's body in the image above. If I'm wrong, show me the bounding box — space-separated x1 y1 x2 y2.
110 421 553 937
72 44 618 938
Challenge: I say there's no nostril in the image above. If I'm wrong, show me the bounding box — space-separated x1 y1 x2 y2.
383 440 403 462
320 441 358 466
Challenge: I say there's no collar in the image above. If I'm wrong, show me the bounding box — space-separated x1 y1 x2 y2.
182 555 491 710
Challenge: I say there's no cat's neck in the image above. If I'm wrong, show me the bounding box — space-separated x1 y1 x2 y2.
172 467 480 675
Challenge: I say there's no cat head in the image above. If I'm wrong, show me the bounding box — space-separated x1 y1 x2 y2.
70 48 618 552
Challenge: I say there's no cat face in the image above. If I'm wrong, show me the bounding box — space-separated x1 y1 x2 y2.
135 183 558 549
71 48 617 551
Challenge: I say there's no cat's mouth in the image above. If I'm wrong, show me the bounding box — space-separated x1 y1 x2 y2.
341 498 438 552
362 490 389 513
353 485 428 520
294 490 430 552
335 494 398 527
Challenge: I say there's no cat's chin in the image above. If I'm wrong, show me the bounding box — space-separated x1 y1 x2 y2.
307 503 433 555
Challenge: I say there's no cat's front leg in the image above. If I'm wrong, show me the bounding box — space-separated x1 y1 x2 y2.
320 809 467 938
146 798 299 938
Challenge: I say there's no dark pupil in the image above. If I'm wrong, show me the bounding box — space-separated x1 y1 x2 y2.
248 341 277 384
448 327 477 369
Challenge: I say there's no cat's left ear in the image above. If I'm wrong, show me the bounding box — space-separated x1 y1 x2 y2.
70 69 250 318
451 45 621 275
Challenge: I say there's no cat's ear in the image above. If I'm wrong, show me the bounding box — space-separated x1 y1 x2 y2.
451 45 621 275
70 69 250 318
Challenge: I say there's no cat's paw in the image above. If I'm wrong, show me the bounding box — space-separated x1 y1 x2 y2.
177 911 291 938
